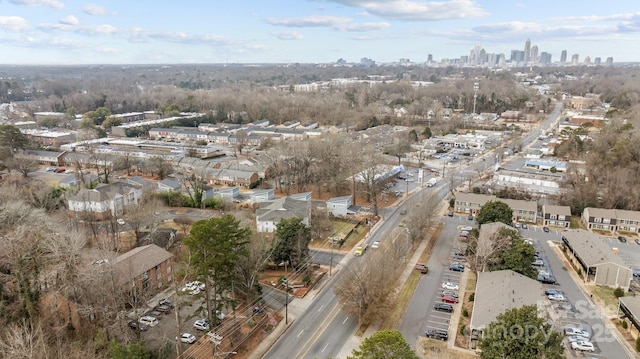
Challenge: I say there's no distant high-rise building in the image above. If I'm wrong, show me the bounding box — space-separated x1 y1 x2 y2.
540 52 552 65
530 45 538 63
606 57 614 66
560 50 567 63
571 54 579 66
594 57 601 65
427 54 433 62
524 38 531 63
510 50 524 63
584 56 591 65
360 57 375 67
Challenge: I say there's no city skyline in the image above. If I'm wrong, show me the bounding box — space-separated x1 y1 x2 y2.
0 0 639 64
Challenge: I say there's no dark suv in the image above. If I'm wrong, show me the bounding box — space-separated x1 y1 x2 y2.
434 302 454 313
618 236 627 243
425 328 448 341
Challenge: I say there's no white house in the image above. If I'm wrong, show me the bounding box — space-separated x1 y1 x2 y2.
326 195 354 217
250 189 275 204
67 182 142 220
255 197 311 233
289 192 312 202
213 186 240 201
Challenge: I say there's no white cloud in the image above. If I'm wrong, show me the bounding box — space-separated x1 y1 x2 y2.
328 0 488 21
266 15 389 32
59 15 79 26
82 3 113 15
0 16 29 32
273 30 304 40
10 0 64 9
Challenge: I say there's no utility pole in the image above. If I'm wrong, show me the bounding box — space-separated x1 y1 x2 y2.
284 261 289 325
472 81 479 116
329 237 334 277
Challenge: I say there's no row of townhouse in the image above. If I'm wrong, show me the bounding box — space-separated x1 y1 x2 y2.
148 126 314 144
454 192 572 227
582 207 640 234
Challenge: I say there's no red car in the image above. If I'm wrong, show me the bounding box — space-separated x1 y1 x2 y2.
442 295 459 304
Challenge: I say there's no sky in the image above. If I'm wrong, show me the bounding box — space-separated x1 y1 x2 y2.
1 0 639 65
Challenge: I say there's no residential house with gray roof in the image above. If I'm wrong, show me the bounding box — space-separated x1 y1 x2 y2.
67 181 142 220
561 229 632 289
256 196 311 233
469 270 544 348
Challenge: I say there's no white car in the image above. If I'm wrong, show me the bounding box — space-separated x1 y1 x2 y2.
532 259 544 266
371 241 381 249
178 333 196 344
547 293 565 301
117 218 126 225
441 282 459 291
564 327 590 338
138 316 159 327
571 341 595 352
193 319 210 331
566 335 589 343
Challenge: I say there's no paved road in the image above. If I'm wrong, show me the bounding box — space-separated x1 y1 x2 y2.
309 249 345 266
264 186 441 359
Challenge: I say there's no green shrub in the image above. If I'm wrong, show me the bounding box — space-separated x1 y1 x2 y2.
614 287 625 298
577 268 582 276
622 320 628 329
636 336 640 352
468 292 475 302
463 308 469 317
459 325 466 335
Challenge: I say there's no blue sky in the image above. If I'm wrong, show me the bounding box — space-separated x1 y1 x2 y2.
1 0 639 64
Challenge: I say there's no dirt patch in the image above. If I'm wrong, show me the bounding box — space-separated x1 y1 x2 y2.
454 272 477 350
258 265 327 298
417 337 478 359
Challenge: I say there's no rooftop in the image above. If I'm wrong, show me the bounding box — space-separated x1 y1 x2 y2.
562 229 629 268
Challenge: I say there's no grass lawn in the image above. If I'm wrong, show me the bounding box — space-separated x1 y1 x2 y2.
590 285 625 313
379 222 444 330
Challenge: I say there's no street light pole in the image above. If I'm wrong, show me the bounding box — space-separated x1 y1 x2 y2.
329 238 334 277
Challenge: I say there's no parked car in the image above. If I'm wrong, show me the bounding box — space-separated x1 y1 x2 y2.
450 264 465 272
155 305 171 314
159 298 175 307
543 226 550 233
514 222 521 228
459 231 469 238
564 327 590 337
146 310 162 318
371 241 381 249
522 223 528 229
178 333 197 344
128 321 148 331
461 226 473 232
442 295 459 304
117 218 126 225
425 328 448 341
571 341 595 352
635 239 640 245
566 335 590 343
545 289 562 296
618 236 627 243
532 259 544 267
193 319 210 331
441 282 459 291
434 302 454 313
547 293 565 301
447 211 454 217
138 316 159 327
441 290 459 298
467 215 474 221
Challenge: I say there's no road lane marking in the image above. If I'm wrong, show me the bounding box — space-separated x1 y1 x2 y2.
318 304 324 312
343 317 349 324
322 343 328 352
297 329 305 338
294 302 343 359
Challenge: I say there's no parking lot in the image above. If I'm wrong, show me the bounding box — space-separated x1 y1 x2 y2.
423 221 470 338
